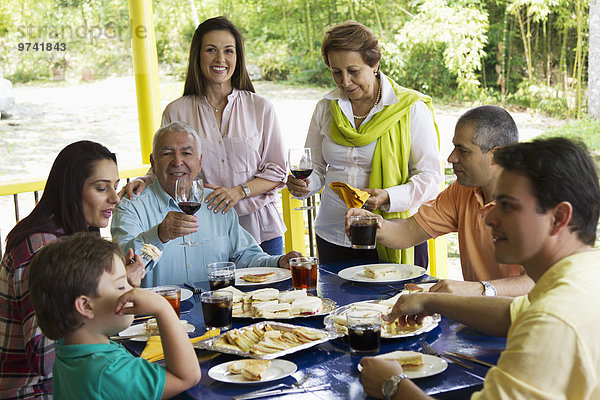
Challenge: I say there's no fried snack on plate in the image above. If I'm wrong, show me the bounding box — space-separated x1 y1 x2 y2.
227 359 272 381
240 272 276 283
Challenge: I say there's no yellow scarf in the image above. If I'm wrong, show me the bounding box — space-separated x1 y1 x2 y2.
330 77 439 263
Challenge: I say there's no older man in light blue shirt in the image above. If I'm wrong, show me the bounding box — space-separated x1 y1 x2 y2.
111 122 298 287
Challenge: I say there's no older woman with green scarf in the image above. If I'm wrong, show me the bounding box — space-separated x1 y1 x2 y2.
286 20 443 266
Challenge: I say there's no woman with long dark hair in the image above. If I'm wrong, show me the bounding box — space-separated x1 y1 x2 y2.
123 16 287 255
0 141 145 399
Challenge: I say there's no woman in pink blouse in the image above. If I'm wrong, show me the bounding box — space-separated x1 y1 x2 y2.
125 16 287 255
0 141 145 399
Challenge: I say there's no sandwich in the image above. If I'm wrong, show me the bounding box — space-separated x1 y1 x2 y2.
377 350 425 371
245 288 280 302
292 326 328 342
144 318 187 335
240 272 276 283
404 283 425 293
363 264 403 279
226 359 272 381
290 297 322 315
140 243 161 262
279 289 308 303
254 302 292 318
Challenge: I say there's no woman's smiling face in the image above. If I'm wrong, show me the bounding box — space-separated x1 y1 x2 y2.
199 29 237 86
81 159 120 229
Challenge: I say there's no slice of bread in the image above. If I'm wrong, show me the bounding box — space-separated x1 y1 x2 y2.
290 297 322 315
240 272 276 283
377 350 425 371
363 264 400 279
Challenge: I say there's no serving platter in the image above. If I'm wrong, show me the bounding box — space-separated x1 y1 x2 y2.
233 296 336 320
193 321 341 359
324 300 440 339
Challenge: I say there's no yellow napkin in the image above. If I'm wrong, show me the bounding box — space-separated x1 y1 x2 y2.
141 328 221 363
329 181 370 208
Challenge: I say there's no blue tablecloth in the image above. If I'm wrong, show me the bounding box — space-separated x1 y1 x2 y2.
127 261 506 399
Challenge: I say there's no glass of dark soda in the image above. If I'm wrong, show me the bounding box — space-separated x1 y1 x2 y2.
349 215 378 249
346 311 381 355
200 291 233 330
207 261 236 290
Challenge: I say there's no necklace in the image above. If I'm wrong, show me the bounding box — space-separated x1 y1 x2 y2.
352 82 382 120
206 97 226 113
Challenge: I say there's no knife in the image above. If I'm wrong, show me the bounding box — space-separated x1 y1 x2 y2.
233 383 330 400
443 351 495 368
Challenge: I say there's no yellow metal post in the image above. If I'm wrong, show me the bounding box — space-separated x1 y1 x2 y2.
281 188 307 254
128 0 161 163
427 236 448 278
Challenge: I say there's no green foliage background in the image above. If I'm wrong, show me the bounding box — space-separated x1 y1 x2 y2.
0 0 590 118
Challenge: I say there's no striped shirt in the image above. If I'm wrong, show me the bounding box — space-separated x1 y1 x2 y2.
0 232 58 399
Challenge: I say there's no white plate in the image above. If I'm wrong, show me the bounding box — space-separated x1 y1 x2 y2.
358 353 448 379
208 359 297 384
118 320 195 341
338 264 426 283
181 288 193 301
235 267 291 286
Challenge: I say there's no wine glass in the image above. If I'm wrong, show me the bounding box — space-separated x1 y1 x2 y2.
288 148 315 211
175 177 204 247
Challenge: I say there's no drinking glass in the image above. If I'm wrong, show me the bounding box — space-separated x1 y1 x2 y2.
207 261 236 290
149 285 181 318
175 177 204 247
347 311 381 355
200 291 233 330
288 148 314 211
289 256 318 290
349 215 378 249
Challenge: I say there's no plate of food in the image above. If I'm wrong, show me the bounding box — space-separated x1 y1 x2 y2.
209 359 297 384
358 351 448 379
214 287 336 319
235 267 291 286
324 300 440 339
338 264 426 284
117 319 195 341
194 321 339 359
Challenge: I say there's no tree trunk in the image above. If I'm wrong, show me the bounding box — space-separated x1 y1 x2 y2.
515 8 534 81
590 0 600 118
188 0 199 27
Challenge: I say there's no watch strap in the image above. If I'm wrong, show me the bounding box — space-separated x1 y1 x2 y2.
382 373 409 400
480 280 497 296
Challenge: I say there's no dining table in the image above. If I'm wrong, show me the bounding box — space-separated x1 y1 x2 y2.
124 260 506 399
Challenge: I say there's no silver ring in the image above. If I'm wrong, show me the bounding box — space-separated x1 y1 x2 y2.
225 201 230 206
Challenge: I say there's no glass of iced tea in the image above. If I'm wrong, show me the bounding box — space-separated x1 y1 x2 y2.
200 291 233 330
149 286 181 318
346 311 381 355
289 256 318 290
207 261 236 290
349 215 378 249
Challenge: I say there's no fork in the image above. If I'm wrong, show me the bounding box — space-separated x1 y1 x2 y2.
184 282 202 302
419 340 473 369
232 372 313 400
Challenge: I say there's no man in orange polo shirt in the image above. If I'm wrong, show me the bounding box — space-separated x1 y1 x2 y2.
346 105 534 296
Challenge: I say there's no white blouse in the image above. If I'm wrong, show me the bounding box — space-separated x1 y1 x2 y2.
303 71 443 248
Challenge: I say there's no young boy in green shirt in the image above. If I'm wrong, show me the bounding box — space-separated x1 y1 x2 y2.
29 233 201 399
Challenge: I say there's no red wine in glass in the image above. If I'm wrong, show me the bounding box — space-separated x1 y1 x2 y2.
178 201 202 215
288 148 314 211
175 178 204 247
290 169 313 180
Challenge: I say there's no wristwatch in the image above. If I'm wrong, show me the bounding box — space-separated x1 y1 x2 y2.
480 280 497 296
240 184 250 198
382 373 409 400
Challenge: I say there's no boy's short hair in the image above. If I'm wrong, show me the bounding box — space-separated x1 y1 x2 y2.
494 137 600 246
29 233 125 340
